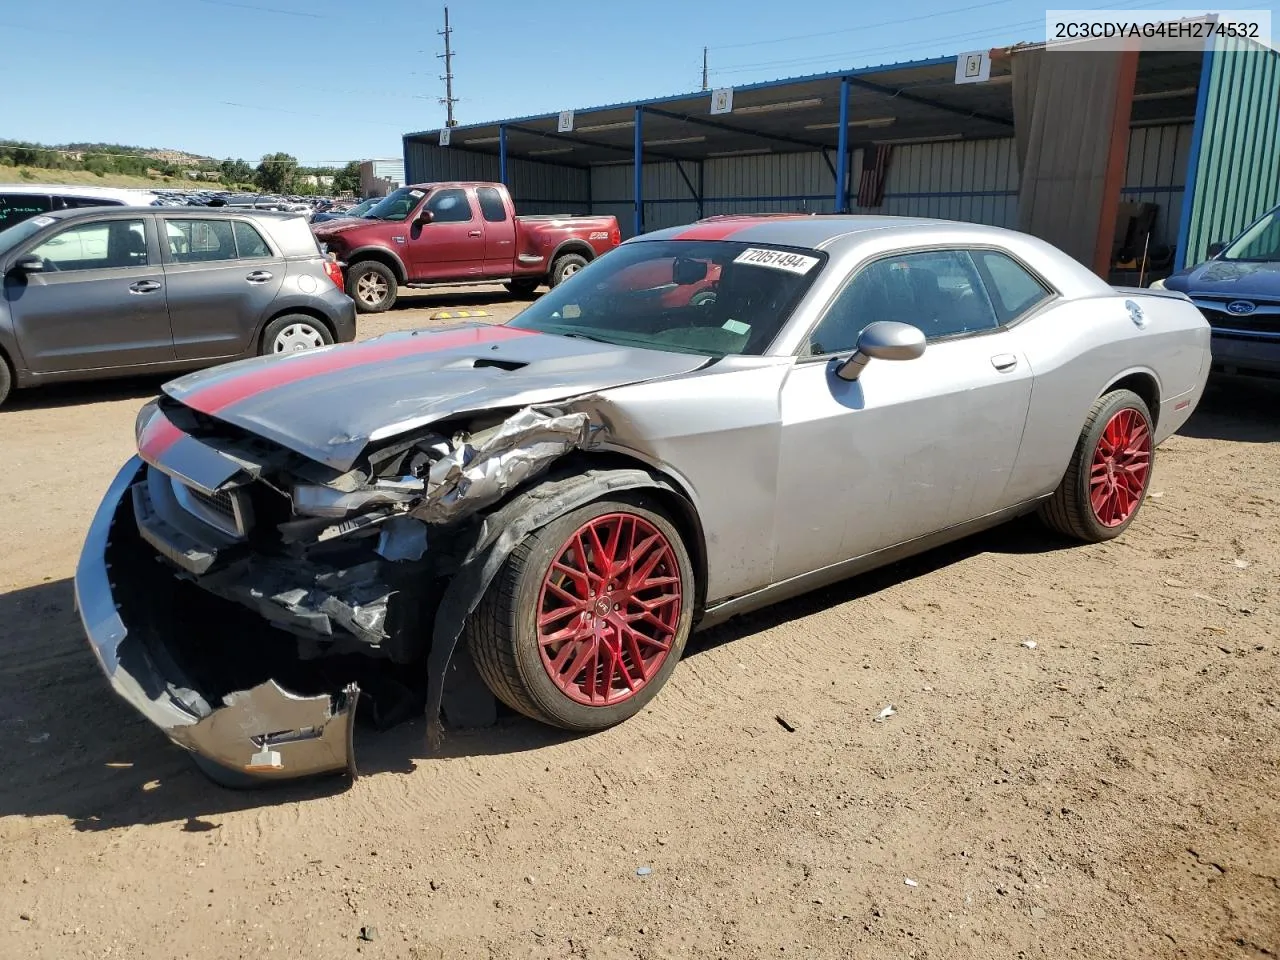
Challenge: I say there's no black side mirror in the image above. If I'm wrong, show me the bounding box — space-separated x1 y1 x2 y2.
835 321 926 382
1207 241 1226 258
12 254 44 274
416 209 434 226
673 257 708 285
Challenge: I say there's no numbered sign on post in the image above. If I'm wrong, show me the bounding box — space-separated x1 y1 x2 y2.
558 110 575 133
954 50 991 84
710 88 734 115
439 127 451 147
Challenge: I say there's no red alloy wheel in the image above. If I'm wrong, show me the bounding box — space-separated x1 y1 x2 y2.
1089 407 1153 527
536 512 683 707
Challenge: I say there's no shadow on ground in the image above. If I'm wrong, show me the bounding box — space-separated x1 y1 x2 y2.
0 515 1066 830
392 287 536 312
1179 375 1280 443
0 374 168 413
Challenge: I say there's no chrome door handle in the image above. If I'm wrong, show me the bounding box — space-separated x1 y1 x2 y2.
128 280 162 294
468 230 482 237
991 353 1018 371
246 270 273 283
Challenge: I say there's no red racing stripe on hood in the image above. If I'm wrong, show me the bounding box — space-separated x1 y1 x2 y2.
179 324 535 416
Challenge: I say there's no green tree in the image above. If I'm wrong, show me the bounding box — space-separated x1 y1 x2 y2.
333 160 362 195
255 152 297 193
220 157 253 185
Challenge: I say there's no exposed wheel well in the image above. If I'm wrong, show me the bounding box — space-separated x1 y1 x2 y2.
1105 372 1160 428
348 250 406 283
260 308 336 349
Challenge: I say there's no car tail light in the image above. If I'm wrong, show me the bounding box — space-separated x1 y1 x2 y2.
611 223 621 247
323 256 344 289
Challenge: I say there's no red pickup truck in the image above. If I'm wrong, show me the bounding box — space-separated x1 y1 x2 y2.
312 181 620 313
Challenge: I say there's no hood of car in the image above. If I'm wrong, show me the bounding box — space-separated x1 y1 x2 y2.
159 324 710 470
1165 259 1280 298
312 219 387 241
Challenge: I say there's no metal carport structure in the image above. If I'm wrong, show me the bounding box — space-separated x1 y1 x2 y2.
404 32 1279 278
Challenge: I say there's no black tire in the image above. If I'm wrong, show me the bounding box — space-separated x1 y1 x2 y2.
0 353 11 408
504 278 540 299
259 314 334 356
346 260 398 313
466 494 695 732
1039 388 1155 542
548 252 589 288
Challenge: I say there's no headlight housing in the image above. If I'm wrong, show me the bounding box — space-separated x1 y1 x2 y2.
134 398 161 445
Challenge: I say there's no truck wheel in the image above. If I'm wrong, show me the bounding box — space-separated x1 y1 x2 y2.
346 260 398 313
467 495 694 732
0 354 11 409
549 253 588 288
504 278 540 299
1039 388 1154 542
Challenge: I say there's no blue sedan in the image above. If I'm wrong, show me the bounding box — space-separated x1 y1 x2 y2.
1155 204 1280 378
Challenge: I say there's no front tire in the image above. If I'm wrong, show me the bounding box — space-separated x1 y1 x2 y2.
1039 388 1154 542
346 260 398 313
0 354 12 408
548 253 588 288
467 495 694 731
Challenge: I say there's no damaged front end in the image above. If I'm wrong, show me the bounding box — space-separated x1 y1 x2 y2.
75 401 594 786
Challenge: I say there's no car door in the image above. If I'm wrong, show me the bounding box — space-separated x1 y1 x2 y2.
5 214 174 374
771 248 1034 583
161 216 285 361
407 186 486 281
476 185 517 277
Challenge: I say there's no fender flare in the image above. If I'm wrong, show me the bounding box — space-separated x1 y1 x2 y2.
424 467 679 747
547 238 596 269
345 246 408 284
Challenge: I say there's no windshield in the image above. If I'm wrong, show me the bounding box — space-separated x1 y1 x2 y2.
1220 207 1280 262
0 215 54 258
506 239 826 357
349 197 378 217
364 186 425 222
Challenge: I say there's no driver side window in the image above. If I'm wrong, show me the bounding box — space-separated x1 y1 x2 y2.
807 249 998 355
426 188 472 223
28 219 148 271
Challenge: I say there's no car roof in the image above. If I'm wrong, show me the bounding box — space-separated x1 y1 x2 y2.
0 183 162 201
636 214 1024 250
31 205 306 222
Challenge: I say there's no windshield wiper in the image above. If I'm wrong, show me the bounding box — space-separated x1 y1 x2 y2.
559 331 615 344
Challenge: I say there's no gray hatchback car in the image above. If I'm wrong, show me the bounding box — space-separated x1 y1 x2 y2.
0 206 356 406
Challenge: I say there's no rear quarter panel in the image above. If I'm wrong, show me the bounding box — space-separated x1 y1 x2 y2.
512 217 620 276
1004 291 1209 503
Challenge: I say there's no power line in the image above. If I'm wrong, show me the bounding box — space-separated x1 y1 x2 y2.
709 0 1177 78
193 0 327 18
712 0 1018 51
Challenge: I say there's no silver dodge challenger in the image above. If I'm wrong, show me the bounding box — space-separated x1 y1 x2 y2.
75 215 1211 786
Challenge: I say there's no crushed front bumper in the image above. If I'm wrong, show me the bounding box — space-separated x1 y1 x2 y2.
74 457 359 786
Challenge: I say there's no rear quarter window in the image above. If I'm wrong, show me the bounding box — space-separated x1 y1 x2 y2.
0 193 52 230
262 216 319 257
973 250 1051 324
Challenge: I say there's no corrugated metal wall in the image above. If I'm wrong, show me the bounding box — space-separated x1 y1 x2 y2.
403 140 590 215
1180 38 1280 268
1122 124 1192 251
872 138 1019 227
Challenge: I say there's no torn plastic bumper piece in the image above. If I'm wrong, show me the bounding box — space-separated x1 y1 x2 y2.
73 457 359 785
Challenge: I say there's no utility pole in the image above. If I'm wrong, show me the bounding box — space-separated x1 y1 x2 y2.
701 46 709 91
438 6 458 127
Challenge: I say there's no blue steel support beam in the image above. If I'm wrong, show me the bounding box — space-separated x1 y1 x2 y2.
835 78 851 213
634 106 644 237
1175 39 1217 270
498 125 508 184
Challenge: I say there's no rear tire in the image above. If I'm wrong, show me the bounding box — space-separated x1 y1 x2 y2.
466 495 694 732
260 314 333 356
1039 388 1154 542
0 354 11 408
548 253 588 288
346 260 398 313
504 278 540 299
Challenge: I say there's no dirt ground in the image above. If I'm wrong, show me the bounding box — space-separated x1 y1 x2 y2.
1 286 1276 960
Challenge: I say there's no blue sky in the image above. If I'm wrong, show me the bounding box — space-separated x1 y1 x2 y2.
3 0 1275 165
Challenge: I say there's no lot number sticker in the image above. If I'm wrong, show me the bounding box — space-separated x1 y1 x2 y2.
733 247 819 275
